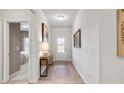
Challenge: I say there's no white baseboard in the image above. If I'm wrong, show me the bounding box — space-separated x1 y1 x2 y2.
72 62 88 84
29 77 39 84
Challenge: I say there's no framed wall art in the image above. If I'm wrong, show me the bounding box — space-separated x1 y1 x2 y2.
73 29 81 48
42 23 48 42
117 9 124 56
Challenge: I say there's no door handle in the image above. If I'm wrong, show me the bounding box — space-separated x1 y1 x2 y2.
16 46 20 51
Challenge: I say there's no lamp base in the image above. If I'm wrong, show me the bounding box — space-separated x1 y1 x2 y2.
43 53 49 57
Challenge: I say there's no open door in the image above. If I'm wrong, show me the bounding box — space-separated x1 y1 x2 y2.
9 23 21 76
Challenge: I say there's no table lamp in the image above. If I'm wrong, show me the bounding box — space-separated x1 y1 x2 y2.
41 42 49 56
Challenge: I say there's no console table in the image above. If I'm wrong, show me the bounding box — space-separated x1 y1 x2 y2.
40 56 49 77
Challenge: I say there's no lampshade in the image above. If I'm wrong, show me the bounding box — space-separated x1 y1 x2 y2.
41 42 49 51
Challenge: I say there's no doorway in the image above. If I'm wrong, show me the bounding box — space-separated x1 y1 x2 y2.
51 28 72 61
3 21 30 83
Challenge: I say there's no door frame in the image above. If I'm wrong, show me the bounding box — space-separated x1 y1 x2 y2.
0 21 3 83
3 21 31 83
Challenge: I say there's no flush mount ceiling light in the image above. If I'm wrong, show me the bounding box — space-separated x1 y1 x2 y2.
57 15 64 21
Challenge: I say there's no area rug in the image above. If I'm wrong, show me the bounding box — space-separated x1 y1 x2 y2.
53 64 72 79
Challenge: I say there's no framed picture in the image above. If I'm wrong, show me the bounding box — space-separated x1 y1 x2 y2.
117 9 124 56
42 23 48 42
74 29 81 48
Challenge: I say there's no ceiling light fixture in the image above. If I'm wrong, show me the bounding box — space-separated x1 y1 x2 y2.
57 15 64 21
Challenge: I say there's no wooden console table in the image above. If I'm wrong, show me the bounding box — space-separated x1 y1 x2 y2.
40 56 49 77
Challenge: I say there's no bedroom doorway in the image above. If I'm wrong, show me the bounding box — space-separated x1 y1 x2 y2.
9 22 29 83
3 21 30 83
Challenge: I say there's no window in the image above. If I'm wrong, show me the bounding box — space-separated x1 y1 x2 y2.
57 38 65 53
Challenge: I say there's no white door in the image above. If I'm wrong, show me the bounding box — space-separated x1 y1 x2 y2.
56 38 66 60
51 28 72 61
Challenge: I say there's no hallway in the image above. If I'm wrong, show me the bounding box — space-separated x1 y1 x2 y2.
0 1 124 93
1 9 124 84
38 61 84 84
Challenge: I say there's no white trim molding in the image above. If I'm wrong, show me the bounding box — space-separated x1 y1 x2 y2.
72 62 88 84
3 21 9 82
0 21 3 83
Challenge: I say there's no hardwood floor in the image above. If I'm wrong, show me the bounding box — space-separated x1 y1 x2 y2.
5 61 84 84
38 61 85 84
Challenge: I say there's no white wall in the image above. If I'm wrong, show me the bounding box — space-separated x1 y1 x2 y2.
2 9 34 21
40 11 51 52
2 9 38 82
51 27 72 61
1 9 50 83
72 10 100 84
33 10 50 81
0 10 3 83
73 9 124 84
99 10 124 84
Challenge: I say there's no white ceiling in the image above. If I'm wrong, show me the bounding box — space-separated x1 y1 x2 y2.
42 9 79 28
